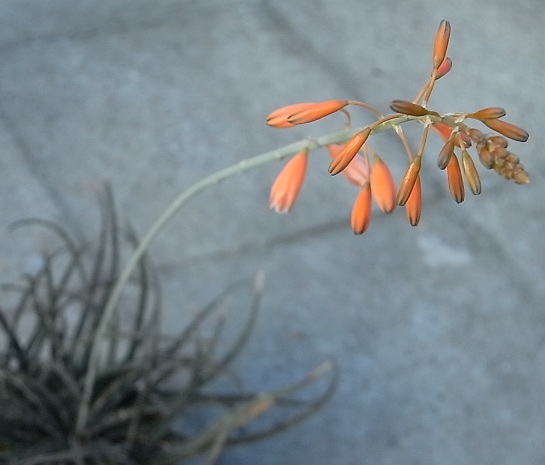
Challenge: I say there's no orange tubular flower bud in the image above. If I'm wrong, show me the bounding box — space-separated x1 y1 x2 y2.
370 153 396 213
437 137 455 170
433 20 451 69
327 144 370 186
389 100 434 117
351 183 372 234
435 57 452 79
266 103 317 128
328 128 371 176
461 150 481 195
396 155 422 206
481 119 529 143
446 154 465 203
467 107 506 120
405 174 422 226
286 99 348 125
269 149 308 213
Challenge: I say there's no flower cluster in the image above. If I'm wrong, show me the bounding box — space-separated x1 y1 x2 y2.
266 20 529 234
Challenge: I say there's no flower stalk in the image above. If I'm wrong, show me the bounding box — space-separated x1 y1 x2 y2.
76 18 530 434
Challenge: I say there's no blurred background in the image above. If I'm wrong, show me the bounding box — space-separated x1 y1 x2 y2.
1 1 544 464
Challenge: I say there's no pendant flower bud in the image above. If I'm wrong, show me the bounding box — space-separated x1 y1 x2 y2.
269 149 308 213
481 119 529 142
467 107 506 120
327 144 370 186
433 20 451 69
351 183 372 234
446 154 465 203
266 103 318 128
405 175 422 226
461 150 481 195
437 136 455 170
435 57 452 79
390 100 436 117
370 153 396 213
286 100 348 125
328 128 371 176
396 155 422 206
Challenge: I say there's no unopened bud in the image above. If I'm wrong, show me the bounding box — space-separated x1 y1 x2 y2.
446 154 465 203
390 100 433 117
482 119 529 143
433 20 451 69
461 150 481 195
328 129 371 176
396 156 422 206
437 137 455 170
467 107 506 120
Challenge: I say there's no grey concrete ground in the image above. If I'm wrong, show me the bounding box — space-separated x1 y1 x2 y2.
1 1 545 464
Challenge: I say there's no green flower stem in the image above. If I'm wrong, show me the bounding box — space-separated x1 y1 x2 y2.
75 114 416 435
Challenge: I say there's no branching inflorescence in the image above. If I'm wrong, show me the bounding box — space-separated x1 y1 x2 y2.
267 20 529 233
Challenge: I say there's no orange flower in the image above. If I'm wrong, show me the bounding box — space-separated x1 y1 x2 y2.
266 103 318 128
405 174 422 226
269 149 308 213
287 99 348 125
446 154 465 203
328 129 371 176
433 20 451 69
351 183 372 234
370 153 396 213
327 144 369 186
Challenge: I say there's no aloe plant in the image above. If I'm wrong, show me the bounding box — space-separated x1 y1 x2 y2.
0 187 335 465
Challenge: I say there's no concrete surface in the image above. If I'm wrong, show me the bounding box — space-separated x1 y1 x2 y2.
1 1 545 464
